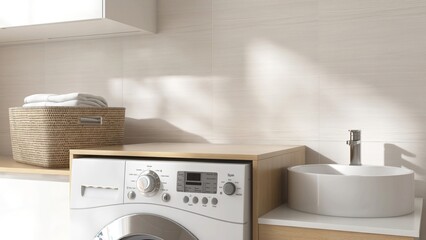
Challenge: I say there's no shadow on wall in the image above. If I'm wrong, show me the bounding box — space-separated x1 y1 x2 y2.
316 151 337 165
305 146 337 165
384 143 426 195
384 143 417 168
123 117 208 144
384 143 426 238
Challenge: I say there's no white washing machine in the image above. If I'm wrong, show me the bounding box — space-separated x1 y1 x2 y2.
70 158 251 240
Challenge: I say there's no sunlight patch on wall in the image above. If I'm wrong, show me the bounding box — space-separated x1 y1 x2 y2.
244 39 319 139
108 77 124 107
122 75 212 133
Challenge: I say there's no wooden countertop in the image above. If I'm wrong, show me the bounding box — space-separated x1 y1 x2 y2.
0 143 304 176
70 143 305 161
0 155 69 176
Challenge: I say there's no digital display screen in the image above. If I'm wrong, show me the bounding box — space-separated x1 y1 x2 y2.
177 171 217 194
186 172 201 181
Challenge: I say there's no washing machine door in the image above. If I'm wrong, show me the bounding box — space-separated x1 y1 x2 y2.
94 214 198 240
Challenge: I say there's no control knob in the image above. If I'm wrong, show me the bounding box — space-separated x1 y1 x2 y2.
223 182 236 196
137 170 161 196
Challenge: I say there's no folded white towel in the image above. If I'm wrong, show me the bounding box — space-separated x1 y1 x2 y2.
24 93 108 107
23 100 105 108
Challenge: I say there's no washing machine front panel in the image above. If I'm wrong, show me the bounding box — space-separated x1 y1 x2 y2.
124 160 251 224
71 158 251 240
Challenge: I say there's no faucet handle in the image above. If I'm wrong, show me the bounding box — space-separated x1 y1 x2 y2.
348 130 361 141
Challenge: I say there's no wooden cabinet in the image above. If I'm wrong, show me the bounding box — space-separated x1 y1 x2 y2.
0 0 156 44
259 225 414 240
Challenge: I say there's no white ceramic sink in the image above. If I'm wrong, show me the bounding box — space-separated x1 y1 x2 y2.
288 164 414 218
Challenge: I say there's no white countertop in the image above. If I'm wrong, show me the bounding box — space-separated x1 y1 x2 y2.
258 198 423 237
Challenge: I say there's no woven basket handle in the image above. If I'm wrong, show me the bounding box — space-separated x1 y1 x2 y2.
79 116 103 125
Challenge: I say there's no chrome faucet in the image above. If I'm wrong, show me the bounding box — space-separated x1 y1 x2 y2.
346 130 361 165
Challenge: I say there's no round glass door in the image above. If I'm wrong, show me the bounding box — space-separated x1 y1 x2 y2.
94 214 198 240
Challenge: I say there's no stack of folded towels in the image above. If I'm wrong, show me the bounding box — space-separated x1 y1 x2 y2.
23 93 108 108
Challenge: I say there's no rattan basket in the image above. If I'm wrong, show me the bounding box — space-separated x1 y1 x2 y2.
9 107 125 168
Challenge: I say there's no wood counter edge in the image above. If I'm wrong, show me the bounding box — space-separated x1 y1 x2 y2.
69 144 305 162
0 155 69 176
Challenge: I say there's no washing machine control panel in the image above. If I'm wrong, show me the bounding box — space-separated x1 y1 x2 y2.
176 171 218 194
124 160 251 224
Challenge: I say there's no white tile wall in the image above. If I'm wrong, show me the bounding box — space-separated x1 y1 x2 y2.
122 0 213 143
1 0 426 238
211 0 320 148
44 38 124 107
0 44 45 133
0 133 12 156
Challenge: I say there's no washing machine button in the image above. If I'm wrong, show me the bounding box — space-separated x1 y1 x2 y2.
183 196 189 203
193 196 199 204
202 197 208 204
162 193 171 202
127 191 136 200
212 197 218 205
223 182 236 195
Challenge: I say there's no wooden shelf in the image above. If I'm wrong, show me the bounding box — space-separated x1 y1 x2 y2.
0 156 69 176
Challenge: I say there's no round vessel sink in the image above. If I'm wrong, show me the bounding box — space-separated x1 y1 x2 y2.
288 164 414 218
